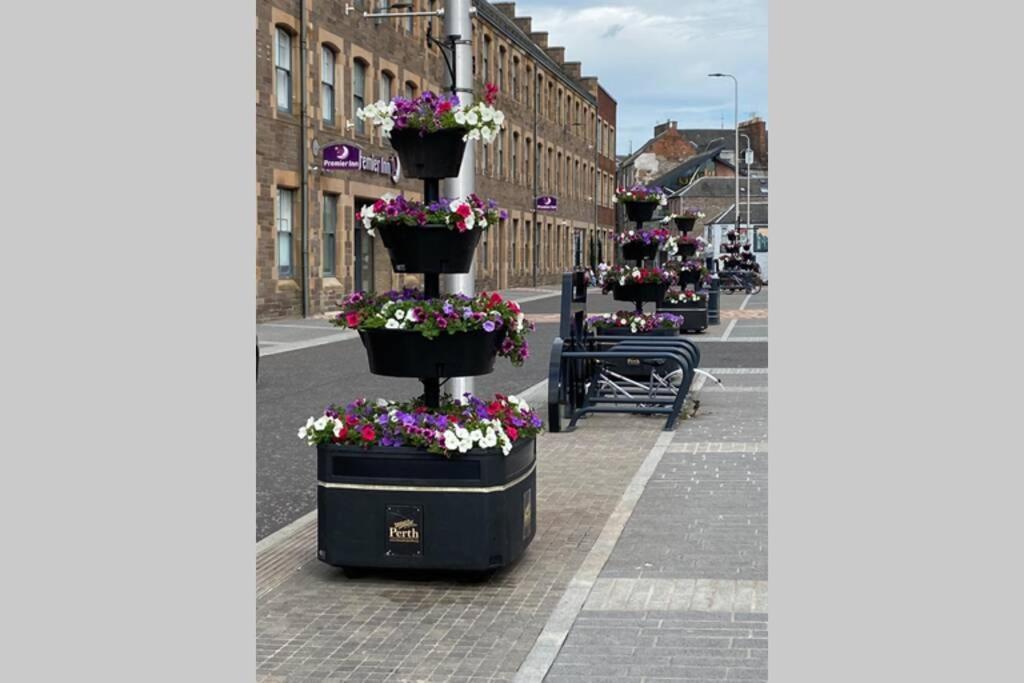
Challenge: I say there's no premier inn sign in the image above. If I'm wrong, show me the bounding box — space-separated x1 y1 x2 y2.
322 143 401 184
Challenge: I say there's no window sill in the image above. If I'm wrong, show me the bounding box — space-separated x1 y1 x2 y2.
322 276 343 288
276 278 300 291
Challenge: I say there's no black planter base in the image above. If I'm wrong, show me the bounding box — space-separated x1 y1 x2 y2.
317 438 537 572
359 328 505 378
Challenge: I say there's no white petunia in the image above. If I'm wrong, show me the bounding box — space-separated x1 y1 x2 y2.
466 110 479 126
385 319 400 329
444 431 460 451
314 416 328 431
454 110 467 126
394 309 406 320
493 110 505 126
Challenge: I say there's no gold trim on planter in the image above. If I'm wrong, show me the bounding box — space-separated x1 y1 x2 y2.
317 463 536 494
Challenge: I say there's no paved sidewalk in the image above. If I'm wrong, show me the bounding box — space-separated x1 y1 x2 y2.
256 290 768 681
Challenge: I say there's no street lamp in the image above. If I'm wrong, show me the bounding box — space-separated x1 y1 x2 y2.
708 73 739 270
740 133 753 247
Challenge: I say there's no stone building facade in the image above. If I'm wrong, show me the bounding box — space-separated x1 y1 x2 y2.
257 0 616 320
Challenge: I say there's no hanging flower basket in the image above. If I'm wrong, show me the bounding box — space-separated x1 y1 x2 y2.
623 201 657 223
332 289 535 374
621 241 660 261
389 128 468 179
378 224 481 273
358 194 507 273
673 216 696 233
357 87 506 179
613 282 670 304
360 327 507 377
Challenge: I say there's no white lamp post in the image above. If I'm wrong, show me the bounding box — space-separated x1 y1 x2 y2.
708 73 738 269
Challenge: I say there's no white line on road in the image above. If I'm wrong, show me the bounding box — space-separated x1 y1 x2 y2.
721 319 738 340
259 331 359 357
739 293 753 310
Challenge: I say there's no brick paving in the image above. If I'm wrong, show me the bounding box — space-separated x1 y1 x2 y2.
543 373 768 682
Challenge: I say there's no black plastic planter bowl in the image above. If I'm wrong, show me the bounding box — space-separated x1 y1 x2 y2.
317 437 537 572
359 327 507 378
389 127 468 179
658 301 708 332
673 216 697 233
612 282 669 304
621 241 660 261
377 224 482 273
677 269 704 287
624 201 658 223
677 243 698 259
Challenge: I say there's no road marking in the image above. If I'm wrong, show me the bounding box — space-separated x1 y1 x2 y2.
513 431 676 682
721 319 738 340
259 331 359 356
739 293 753 310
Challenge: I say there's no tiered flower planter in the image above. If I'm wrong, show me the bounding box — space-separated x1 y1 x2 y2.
657 223 710 334
309 88 537 575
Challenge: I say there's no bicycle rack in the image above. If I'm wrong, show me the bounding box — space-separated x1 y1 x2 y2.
547 273 704 432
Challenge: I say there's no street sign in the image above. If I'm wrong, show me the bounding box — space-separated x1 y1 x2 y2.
744 149 754 166
536 196 558 212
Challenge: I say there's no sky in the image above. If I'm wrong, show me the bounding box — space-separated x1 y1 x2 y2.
513 0 767 157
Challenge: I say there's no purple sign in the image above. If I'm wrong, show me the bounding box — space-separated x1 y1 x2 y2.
322 143 361 171
536 196 558 212
322 143 401 183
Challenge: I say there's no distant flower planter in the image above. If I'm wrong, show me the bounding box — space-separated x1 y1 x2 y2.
624 201 657 223
389 128 468 179
378 224 482 273
621 241 660 261
612 282 669 304
674 216 696 232
359 328 507 378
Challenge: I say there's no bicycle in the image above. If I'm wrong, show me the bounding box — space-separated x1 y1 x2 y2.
718 268 763 295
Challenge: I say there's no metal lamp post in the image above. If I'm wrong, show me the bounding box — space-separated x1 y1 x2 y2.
740 132 753 245
712 74 737 255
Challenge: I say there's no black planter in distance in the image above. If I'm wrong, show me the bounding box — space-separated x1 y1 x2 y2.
677 243 697 259
621 241 660 261
677 269 704 287
612 282 669 305
659 300 708 333
389 127 468 179
378 224 482 273
359 327 507 378
623 201 658 223
673 216 697 233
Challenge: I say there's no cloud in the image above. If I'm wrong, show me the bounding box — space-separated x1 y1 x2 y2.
513 1 768 154
601 23 624 39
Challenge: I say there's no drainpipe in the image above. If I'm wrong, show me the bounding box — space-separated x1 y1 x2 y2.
531 65 539 287
299 0 310 318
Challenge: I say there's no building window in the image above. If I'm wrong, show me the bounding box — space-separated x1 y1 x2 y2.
404 80 417 99
375 0 390 27
353 59 367 135
323 194 338 276
277 188 294 278
380 71 394 101
404 2 414 33
497 130 505 178
556 89 562 123
427 0 437 40
512 218 519 271
498 46 506 92
275 28 292 112
512 57 519 100
512 132 519 184
481 229 489 272
482 35 491 83
321 46 335 124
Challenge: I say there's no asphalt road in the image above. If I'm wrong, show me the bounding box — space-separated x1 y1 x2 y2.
256 289 766 540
